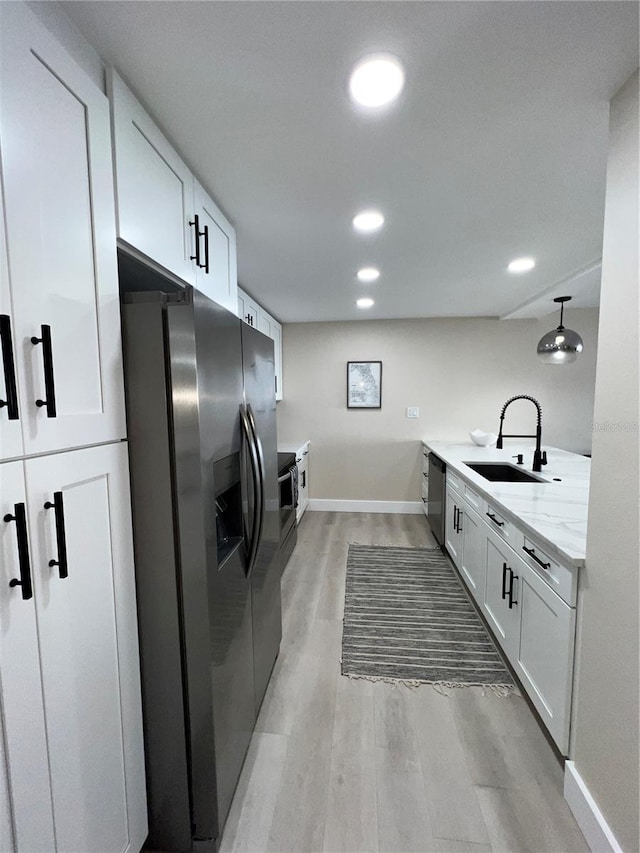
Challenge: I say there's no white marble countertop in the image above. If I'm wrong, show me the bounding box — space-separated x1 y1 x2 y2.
423 440 590 568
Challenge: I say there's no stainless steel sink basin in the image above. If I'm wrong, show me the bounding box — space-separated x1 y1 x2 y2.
463 462 547 483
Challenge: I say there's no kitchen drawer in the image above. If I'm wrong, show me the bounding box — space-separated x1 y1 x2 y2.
483 500 519 549
447 469 462 494
463 483 483 514
520 535 577 606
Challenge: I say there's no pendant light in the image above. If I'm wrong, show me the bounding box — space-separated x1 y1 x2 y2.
537 296 584 364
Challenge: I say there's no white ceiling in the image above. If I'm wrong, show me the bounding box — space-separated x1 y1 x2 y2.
60 1 638 323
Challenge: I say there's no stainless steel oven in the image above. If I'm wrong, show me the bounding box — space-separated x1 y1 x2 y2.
277 452 298 574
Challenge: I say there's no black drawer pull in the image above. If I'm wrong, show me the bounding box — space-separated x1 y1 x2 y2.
44 491 68 579
508 569 519 609
522 546 551 570
486 511 504 527
456 507 463 534
5 503 33 601
501 562 508 600
31 325 57 417
0 315 19 420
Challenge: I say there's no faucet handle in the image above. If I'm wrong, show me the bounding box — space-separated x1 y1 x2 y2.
541 451 548 465
512 454 524 465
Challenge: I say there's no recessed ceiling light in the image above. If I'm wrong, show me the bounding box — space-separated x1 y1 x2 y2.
356 297 375 309
508 257 536 273
349 54 405 108
353 210 384 233
357 267 380 282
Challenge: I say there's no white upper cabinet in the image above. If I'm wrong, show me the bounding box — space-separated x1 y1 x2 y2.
239 288 283 400
193 180 238 313
0 3 126 458
238 287 259 328
108 69 195 285
109 71 238 313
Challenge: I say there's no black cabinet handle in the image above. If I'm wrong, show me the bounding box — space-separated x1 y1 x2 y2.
508 569 518 609
31 325 57 417
0 315 19 420
453 505 458 530
486 511 504 527
202 224 209 274
5 503 33 600
456 506 463 534
522 545 551 570
301 470 306 489
189 214 202 267
44 491 68 579
501 562 509 599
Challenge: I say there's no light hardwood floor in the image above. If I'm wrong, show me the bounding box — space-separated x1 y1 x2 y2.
219 512 588 853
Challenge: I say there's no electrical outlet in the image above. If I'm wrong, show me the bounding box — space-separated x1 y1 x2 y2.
406 407 419 419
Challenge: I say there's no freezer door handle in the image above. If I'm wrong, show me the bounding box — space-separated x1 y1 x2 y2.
240 404 261 576
246 403 265 556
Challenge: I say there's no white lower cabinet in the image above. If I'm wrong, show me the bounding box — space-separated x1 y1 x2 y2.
442 464 577 754
0 460 54 852
445 486 462 568
459 500 485 601
482 524 575 754
0 443 147 852
482 526 521 659
513 555 575 752
295 442 310 521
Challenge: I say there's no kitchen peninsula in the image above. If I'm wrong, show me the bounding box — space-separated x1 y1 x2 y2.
423 440 590 755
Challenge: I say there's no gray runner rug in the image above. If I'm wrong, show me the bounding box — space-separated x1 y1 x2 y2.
341 544 515 689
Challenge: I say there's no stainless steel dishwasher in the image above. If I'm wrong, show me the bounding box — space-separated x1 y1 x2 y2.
427 452 446 546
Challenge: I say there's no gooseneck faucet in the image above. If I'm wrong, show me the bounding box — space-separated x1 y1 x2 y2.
496 395 547 472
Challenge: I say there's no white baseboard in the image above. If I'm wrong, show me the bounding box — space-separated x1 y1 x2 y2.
564 761 622 853
307 499 424 515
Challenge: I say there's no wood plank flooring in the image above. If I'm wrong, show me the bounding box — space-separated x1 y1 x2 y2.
219 512 588 853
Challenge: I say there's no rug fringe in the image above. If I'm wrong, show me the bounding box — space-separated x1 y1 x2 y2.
341 672 520 696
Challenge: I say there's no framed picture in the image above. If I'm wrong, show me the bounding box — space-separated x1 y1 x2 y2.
347 361 382 409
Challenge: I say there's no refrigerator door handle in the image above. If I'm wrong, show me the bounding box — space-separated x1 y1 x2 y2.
240 404 261 576
246 403 265 554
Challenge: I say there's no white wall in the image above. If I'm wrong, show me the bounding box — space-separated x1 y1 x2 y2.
277 310 599 502
570 70 639 852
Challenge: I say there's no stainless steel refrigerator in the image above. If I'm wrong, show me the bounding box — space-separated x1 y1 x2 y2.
120 280 282 852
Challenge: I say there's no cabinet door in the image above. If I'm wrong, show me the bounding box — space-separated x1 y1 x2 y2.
0 461 55 852
482 527 519 658
238 288 259 328
0 188 23 461
25 443 146 853
460 501 486 603
1 4 126 456
296 444 309 520
271 320 283 401
108 69 195 285
514 557 575 754
193 181 238 314
257 308 283 401
445 488 461 568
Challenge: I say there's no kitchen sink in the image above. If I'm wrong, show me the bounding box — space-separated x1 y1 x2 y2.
463 462 547 483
